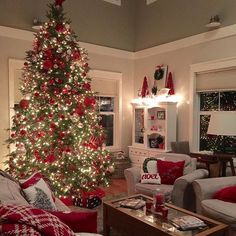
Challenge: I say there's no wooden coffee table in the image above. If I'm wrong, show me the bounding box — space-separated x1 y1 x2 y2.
103 194 228 236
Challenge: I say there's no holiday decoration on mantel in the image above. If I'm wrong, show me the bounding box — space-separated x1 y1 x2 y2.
6 0 113 198
152 65 168 95
165 72 175 95
141 76 150 97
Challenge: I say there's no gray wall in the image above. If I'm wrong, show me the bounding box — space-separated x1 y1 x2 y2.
0 0 135 51
135 0 236 51
1 1 236 51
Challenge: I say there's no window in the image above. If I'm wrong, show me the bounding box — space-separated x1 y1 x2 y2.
190 58 236 153
90 70 122 150
198 90 236 153
96 96 115 146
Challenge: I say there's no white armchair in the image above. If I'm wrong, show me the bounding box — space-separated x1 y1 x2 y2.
124 153 209 211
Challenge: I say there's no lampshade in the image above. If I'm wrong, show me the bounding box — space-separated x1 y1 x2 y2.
207 111 236 136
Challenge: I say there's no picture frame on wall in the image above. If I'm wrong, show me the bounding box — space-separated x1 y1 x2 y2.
157 111 165 120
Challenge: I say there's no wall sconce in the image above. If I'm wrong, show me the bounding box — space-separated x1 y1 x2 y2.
205 15 221 28
32 18 43 30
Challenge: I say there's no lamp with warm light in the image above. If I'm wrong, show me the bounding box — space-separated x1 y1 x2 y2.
207 111 236 153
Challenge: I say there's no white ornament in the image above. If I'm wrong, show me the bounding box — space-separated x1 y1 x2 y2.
65 35 71 41
57 48 62 53
78 123 84 128
65 24 70 30
67 49 72 55
54 64 58 69
52 37 57 43
108 165 115 173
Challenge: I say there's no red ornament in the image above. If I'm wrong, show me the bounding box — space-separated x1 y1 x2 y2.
165 72 175 95
82 83 91 91
20 130 27 136
49 98 56 105
59 61 65 69
54 88 61 94
19 99 29 109
72 51 81 61
55 23 64 32
65 98 72 105
43 49 53 59
43 60 53 71
75 103 85 116
40 84 48 92
45 154 56 163
55 0 65 7
62 88 68 94
34 92 40 97
50 123 57 130
48 79 55 85
59 132 65 139
34 150 41 161
84 97 95 107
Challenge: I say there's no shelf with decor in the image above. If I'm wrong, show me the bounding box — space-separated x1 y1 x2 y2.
129 101 177 167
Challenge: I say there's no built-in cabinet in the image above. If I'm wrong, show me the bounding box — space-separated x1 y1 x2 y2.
129 102 177 167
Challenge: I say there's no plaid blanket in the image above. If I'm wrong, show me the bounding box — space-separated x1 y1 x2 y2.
0 204 75 235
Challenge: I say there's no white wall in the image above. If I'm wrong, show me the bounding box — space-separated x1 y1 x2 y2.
134 34 236 144
1 26 236 168
0 30 134 168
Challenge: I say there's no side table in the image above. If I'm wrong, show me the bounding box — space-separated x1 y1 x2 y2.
112 158 131 179
190 152 236 177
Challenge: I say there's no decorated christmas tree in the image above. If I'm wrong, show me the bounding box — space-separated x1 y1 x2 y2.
6 0 113 198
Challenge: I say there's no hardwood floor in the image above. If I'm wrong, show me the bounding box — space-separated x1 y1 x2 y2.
101 178 127 196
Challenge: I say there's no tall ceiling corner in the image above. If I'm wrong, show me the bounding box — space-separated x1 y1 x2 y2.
103 0 121 6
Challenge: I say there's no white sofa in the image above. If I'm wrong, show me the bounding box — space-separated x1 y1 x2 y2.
193 176 236 236
124 153 209 211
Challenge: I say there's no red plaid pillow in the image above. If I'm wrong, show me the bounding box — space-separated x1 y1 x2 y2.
157 160 185 185
0 204 74 236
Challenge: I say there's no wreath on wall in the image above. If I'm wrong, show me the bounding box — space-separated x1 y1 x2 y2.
152 65 168 95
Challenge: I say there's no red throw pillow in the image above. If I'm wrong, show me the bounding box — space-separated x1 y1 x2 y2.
49 211 97 233
157 160 185 185
213 186 236 203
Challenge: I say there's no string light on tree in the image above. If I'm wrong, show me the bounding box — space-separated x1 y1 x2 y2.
6 0 113 198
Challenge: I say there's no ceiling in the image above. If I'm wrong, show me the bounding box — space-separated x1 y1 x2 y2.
0 0 236 51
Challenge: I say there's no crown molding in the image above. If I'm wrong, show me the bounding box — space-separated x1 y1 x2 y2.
1 24 236 60
0 25 133 59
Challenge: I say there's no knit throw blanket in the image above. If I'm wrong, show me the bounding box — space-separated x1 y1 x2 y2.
0 204 75 236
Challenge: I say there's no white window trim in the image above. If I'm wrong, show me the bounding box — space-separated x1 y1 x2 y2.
89 69 122 151
190 57 236 152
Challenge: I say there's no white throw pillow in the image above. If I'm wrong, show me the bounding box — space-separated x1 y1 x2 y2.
142 157 165 174
20 172 57 211
140 172 161 184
